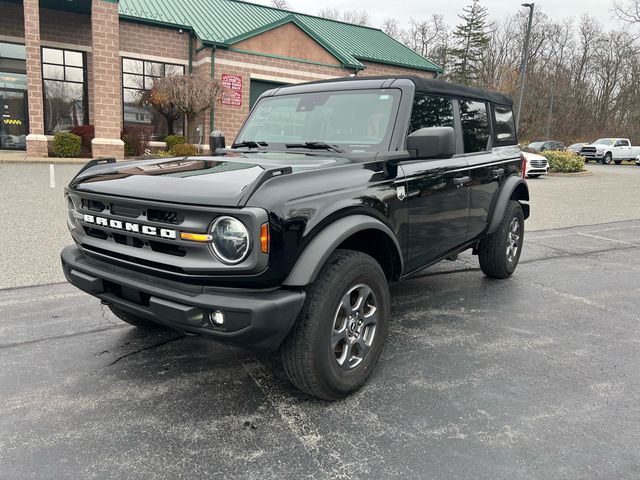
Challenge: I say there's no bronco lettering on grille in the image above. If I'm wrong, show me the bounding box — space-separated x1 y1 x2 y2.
82 214 177 239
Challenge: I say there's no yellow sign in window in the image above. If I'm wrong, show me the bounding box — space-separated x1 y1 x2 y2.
3 119 22 125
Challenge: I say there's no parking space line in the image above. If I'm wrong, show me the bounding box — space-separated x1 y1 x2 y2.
576 232 640 247
49 164 55 189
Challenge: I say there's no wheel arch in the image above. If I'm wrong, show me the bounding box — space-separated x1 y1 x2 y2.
487 175 530 235
282 215 403 287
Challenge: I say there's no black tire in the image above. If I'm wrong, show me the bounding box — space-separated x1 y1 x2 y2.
281 249 390 401
584 158 589 164
478 200 524 279
108 304 168 330
614 160 622 165
527 174 541 179
603 153 612 165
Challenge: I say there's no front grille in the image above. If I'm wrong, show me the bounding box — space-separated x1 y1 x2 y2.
529 159 547 168
148 208 180 224
581 147 597 154
68 190 268 276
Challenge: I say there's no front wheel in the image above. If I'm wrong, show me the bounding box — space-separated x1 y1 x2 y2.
478 200 524 279
584 158 589 164
281 250 389 401
603 153 612 165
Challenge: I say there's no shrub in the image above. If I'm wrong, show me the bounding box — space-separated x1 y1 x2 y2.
164 134 187 151
69 124 95 148
121 125 153 157
53 132 81 158
170 143 198 156
541 150 585 173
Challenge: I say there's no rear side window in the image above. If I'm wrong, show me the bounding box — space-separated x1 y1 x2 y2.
493 106 516 144
459 100 490 153
409 94 454 134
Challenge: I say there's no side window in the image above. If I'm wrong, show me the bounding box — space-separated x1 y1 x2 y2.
459 100 490 153
618 139 630 147
493 105 516 144
409 94 454 134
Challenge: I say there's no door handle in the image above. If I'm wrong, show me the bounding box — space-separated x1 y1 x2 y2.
491 168 504 177
452 176 471 186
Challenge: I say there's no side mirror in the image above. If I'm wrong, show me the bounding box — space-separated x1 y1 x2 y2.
407 126 456 159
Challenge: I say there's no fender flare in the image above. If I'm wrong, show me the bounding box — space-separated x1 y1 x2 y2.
282 215 403 287
487 176 530 235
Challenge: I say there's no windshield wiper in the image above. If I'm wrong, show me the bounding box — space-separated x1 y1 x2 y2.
285 141 344 153
231 141 268 149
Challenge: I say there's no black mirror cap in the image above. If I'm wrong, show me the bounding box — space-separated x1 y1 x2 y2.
407 126 456 159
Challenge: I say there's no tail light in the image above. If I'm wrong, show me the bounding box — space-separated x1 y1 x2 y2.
522 153 527 179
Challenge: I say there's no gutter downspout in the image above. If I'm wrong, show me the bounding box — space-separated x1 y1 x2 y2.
188 33 193 73
210 46 216 135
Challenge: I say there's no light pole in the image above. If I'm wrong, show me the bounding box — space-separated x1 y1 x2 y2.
515 2 534 130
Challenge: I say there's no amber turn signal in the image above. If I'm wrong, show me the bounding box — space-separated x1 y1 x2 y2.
180 232 213 242
260 223 269 253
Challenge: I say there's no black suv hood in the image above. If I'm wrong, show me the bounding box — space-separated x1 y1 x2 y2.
69 152 352 207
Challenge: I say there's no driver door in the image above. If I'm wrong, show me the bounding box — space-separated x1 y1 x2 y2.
403 94 470 272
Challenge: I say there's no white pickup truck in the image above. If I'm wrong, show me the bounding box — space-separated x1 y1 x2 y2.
580 138 640 165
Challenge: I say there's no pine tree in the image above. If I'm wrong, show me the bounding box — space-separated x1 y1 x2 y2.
447 0 490 86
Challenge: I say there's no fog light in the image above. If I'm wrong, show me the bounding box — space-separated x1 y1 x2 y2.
209 310 224 326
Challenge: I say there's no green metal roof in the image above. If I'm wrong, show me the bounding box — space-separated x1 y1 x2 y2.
117 0 442 73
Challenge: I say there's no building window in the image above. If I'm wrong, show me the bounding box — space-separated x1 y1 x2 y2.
122 58 185 140
42 47 88 134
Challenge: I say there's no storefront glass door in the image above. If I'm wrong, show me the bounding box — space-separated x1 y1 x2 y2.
0 89 28 150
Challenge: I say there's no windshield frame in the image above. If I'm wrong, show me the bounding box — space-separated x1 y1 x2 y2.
234 88 403 154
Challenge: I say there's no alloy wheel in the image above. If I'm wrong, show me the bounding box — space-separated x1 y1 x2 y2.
506 217 521 264
331 284 378 370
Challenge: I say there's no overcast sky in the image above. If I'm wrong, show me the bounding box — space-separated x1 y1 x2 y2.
249 0 621 29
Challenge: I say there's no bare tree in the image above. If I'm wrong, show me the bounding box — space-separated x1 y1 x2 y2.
376 3 640 144
144 74 222 143
319 8 370 26
271 0 290 9
614 0 640 23
382 18 402 40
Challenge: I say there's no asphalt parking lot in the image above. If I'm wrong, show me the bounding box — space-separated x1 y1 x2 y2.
2 220 640 479
1 161 640 478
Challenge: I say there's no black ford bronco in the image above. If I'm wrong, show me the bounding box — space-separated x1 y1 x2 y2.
61 76 529 400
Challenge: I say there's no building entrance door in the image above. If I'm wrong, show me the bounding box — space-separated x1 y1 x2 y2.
0 89 28 150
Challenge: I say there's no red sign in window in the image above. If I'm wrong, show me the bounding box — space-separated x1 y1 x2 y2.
221 74 242 107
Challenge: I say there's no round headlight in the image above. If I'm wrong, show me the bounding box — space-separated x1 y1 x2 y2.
66 194 78 230
210 216 250 264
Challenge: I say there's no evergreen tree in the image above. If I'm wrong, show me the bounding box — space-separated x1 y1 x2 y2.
447 0 490 85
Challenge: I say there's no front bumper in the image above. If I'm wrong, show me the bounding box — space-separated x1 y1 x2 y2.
580 151 604 159
61 245 305 352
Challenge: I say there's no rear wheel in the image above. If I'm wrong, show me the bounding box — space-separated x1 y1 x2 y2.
478 200 524 279
281 250 389 400
108 304 168 330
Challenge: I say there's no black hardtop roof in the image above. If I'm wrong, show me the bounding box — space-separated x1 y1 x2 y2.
277 75 513 106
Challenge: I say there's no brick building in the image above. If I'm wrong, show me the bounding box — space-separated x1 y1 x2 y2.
1 0 442 158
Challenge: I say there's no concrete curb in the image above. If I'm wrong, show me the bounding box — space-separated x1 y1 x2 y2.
0 157 89 165
548 170 592 177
